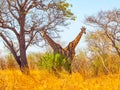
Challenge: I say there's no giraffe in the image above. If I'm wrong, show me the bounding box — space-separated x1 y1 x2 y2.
64 26 86 61
40 27 86 73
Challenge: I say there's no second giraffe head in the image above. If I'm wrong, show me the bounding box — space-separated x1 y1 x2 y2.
81 26 86 34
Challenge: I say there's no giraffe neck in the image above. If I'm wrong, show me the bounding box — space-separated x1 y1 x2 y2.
64 29 85 60
65 30 85 50
41 31 64 53
42 32 57 49
72 30 85 48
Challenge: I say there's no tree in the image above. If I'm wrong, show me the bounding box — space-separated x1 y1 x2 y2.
0 0 74 74
86 30 112 56
86 9 120 57
86 30 111 75
85 30 120 75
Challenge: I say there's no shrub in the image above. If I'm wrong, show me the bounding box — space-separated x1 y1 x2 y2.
37 53 71 73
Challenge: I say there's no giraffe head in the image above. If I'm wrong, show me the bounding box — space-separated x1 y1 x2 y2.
81 26 86 34
41 30 47 37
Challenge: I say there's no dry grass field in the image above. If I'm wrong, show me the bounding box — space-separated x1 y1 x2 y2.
0 70 120 90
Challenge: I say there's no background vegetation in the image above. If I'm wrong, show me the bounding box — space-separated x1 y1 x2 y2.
0 0 120 90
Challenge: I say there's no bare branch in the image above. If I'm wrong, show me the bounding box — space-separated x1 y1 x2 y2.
86 9 120 56
7 0 19 20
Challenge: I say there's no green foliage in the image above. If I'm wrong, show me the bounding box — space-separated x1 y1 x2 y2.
37 53 71 73
57 1 70 10
57 1 76 20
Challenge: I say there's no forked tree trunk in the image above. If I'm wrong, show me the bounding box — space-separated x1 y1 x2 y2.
0 33 29 74
12 53 30 75
14 55 30 75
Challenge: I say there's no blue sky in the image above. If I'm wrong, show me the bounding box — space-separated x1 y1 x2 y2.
60 0 120 50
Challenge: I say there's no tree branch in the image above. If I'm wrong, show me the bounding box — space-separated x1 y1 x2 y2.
7 0 19 20
0 24 20 41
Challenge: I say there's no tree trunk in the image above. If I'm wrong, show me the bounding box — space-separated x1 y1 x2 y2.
115 46 120 57
19 38 30 75
19 12 30 75
13 47 29 75
19 29 30 75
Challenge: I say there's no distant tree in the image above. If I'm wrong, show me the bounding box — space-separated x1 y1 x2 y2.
86 30 111 75
0 0 75 74
86 9 120 57
86 30 112 56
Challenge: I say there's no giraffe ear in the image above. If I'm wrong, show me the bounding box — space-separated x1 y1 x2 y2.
84 31 86 34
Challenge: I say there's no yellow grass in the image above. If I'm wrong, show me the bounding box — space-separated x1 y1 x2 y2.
0 70 120 90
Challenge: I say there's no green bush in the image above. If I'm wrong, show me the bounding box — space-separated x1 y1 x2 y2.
37 53 71 73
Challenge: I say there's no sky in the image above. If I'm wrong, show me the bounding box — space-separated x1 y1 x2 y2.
59 0 120 50
0 0 120 56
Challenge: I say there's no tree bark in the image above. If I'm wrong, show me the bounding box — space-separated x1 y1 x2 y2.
19 39 30 75
18 10 30 75
19 31 30 74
